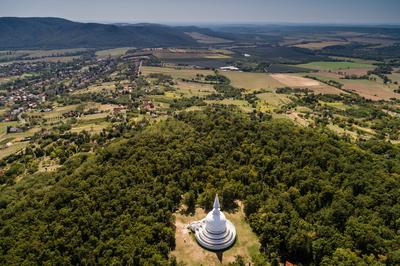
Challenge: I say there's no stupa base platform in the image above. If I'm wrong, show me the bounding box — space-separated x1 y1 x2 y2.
189 219 236 251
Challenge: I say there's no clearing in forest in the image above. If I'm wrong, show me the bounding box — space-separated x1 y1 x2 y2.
172 202 261 266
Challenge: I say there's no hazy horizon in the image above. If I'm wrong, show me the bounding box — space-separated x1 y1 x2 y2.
1 0 400 25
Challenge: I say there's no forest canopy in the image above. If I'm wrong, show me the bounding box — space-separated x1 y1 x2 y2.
0 107 399 265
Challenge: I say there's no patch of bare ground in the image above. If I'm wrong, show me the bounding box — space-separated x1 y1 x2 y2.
172 201 261 265
271 74 320 87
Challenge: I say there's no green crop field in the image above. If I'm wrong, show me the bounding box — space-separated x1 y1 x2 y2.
220 71 284 92
141 66 214 80
296 61 374 71
95 47 134 57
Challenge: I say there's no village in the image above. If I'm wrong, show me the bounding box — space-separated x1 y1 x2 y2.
0 50 163 157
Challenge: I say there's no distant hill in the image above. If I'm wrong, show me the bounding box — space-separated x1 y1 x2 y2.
0 17 230 49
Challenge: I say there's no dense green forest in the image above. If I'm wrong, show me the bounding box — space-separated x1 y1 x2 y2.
0 107 399 265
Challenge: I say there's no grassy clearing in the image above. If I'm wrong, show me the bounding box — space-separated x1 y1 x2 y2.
0 142 28 160
0 128 40 142
185 32 233 44
172 202 261 265
327 124 359 139
328 56 379 65
70 121 110 134
72 82 116 95
141 66 214 80
257 92 292 112
319 101 347 110
0 121 18 136
175 81 216 97
153 49 231 59
0 76 19 84
205 99 253 113
296 61 374 71
95 47 133 57
220 72 284 92
293 41 350 49
388 73 400 83
29 105 80 120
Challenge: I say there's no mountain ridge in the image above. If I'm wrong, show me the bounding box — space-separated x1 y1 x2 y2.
0 17 226 49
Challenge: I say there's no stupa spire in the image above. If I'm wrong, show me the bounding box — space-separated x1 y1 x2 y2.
213 194 220 212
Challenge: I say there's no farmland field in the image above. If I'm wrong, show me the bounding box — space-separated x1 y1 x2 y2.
341 79 400 100
95 47 133 57
141 66 214 80
304 73 399 100
293 41 350 49
153 48 232 59
185 32 233 44
271 74 320 87
175 81 216 97
220 72 284 92
296 61 374 71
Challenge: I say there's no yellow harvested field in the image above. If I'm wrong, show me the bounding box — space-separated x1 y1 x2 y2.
141 66 213 80
271 74 320 87
220 72 284 92
172 202 261 265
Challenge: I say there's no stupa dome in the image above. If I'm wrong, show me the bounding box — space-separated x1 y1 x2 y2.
188 194 236 251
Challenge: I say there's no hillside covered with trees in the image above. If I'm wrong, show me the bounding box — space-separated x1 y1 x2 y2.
0 108 399 265
0 17 214 49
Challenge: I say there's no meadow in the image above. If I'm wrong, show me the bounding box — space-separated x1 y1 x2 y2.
95 47 133 58
296 61 374 71
141 66 214 80
220 71 284 92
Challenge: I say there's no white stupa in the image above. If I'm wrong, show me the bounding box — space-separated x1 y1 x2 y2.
188 195 236 251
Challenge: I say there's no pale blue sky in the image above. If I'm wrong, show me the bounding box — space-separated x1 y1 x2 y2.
1 0 399 24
